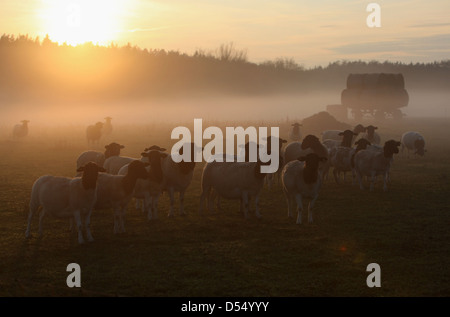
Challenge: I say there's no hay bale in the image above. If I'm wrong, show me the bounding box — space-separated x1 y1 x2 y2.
346 74 364 89
301 111 351 137
362 73 380 89
341 88 361 107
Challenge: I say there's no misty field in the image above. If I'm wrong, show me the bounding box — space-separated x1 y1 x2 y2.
0 117 449 297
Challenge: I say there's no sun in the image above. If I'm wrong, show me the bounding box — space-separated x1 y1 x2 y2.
40 0 127 46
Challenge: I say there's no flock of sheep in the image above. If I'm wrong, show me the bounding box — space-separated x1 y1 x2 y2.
22 118 427 244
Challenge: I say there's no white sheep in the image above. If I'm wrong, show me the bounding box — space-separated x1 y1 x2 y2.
95 160 149 233
283 142 313 166
198 160 267 218
329 138 372 184
13 120 30 138
354 140 401 191
361 125 381 145
288 123 302 141
103 155 140 175
281 153 327 224
77 143 125 176
401 131 426 157
118 150 168 220
86 122 103 146
25 162 105 244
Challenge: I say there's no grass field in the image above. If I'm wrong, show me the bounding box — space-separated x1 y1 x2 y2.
0 117 449 297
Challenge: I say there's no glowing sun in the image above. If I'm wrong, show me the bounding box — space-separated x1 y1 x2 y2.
41 0 127 46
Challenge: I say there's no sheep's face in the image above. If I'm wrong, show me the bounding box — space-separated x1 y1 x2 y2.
105 143 125 158
384 140 401 156
77 161 106 189
128 160 149 179
301 135 320 150
354 124 365 134
298 153 327 169
355 138 371 150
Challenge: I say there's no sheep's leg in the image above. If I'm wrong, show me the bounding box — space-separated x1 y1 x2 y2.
370 172 376 192
383 173 388 192
167 187 175 217
351 169 356 185
113 206 120 234
308 194 318 223
215 194 222 212
295 193 303 225
144 192 152 220
84 209 94 242
333 168 340 184
179 190 186 215
356 170 364 190
120 207 126 233
25 204 39 238
38 208 47 237
135 199 141 211
199 186 210 214
73 210 85 244
284 190 293 218
152 194 160 219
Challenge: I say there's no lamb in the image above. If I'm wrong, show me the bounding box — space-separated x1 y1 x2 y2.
354 140 401 192
162 142 202 217
289 123 302 141
25 162 106 244
198 160 268 219
86 122 103 146
118 149 168 220
321 124 365 142
281 153 327 224
401 131 426 157
76 142 125 175
361 125 381 145
330 138 372 184
300 134 330 181
13 120 30 138
95 160 149 233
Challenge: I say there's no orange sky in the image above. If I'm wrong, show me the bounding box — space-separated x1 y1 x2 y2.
1 0 450 67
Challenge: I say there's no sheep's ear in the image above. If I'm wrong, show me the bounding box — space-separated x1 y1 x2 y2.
141 152 150 157
77 166 84 172
159 147 167 152
120 145 125 149
161 153 168 158
297 156 306 161
338 132 344 136
98 167 106 172
320 157 328 162
374 127 378 129
281 139 287 143
396 141 401 146
144 162 151 167
353 132 358 135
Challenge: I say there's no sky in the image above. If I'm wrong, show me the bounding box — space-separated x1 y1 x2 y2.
1 0 450 67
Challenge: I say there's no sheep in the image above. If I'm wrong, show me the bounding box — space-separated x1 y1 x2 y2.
300 135 330 181
25 162 106 244
103 117 113 135
198 160 268 218
281 153 327 224
95 160 149 233
321 124 365 142
118 150 168 220
361 125 381 145
161 142 203 217
103 154 140 175
401 131 426 157
289 123 302 141
354 140 401 192
86 122 103 146
13 120 30 138
330 138 372 184
76 142 125 175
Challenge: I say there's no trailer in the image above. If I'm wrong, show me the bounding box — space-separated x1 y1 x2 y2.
340 73 409 121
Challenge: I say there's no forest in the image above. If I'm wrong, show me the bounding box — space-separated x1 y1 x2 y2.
1 34 449 105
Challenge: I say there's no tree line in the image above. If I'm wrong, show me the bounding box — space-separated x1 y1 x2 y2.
0 34 449 104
